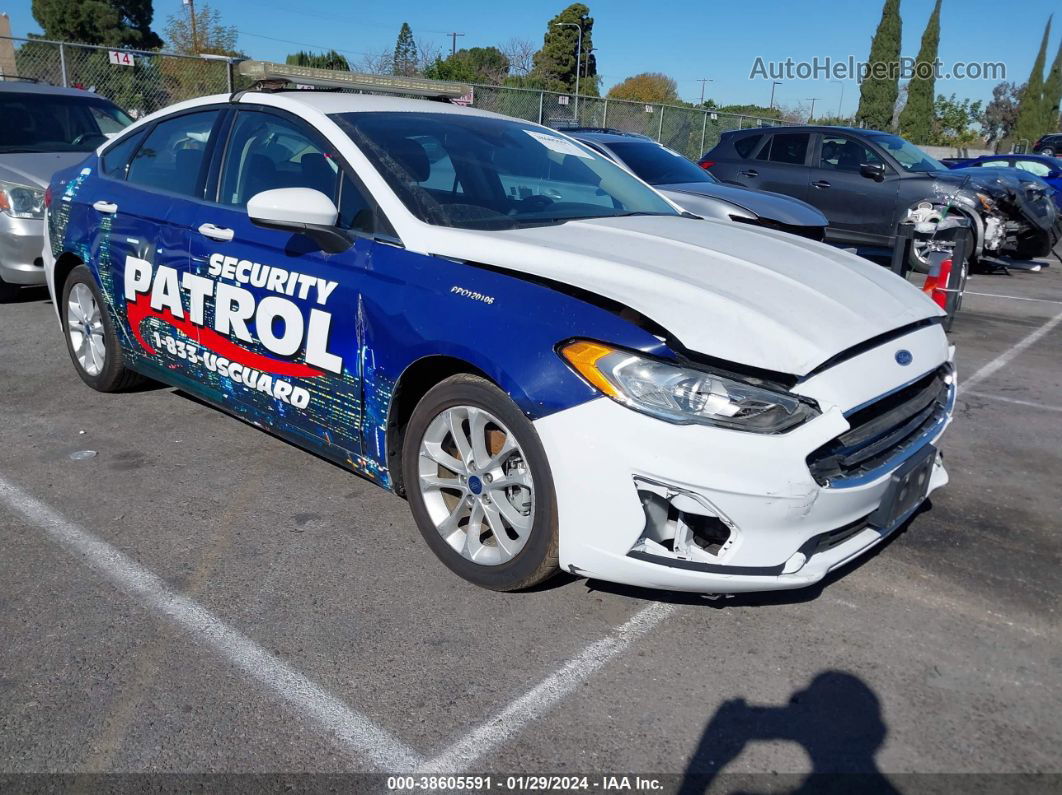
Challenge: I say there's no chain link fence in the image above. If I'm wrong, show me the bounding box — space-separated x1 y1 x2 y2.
1 36 235 118
1 36 785 156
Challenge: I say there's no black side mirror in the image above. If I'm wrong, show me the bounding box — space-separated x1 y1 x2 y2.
860 163 886 181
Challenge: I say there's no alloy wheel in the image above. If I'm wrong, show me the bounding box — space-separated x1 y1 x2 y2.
67 282 106 376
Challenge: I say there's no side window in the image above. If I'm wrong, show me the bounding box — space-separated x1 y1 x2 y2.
818 135 883 171
336 173 376 234
978 158 1010 168
100 129 146 178
219 111 339 207
734 134 763 158
766 133 809 165
1015 159 1051 177
127 110 219 197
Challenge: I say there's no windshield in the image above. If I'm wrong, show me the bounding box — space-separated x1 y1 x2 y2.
866 132 945 173
607 141 719 185
0 92 133 154
331 112 678 230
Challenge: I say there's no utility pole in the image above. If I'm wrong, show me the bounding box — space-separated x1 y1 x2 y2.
446 32 465 56
832 79 844 118
184 0 199 55
769 80 781 110
553 21 583 120
806 97 821 121
697 77 713 105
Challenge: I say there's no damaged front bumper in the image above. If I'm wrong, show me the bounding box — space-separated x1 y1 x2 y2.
533 329 955 595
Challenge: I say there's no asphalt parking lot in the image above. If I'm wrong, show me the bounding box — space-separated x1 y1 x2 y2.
1 259 1060 788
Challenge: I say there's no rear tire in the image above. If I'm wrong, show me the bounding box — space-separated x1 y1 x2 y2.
402 374 559 591
61 264 144 392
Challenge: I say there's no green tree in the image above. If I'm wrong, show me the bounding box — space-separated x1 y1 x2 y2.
164 3 239 56
898 0 941 143
607 73 678 104
1015 16 1052 144
286 50 350 71
392 22 417 77
981 81 1022 151
530 3 598 96
855 0 902 130
932 93 983 145
1043 38 1062 133
423 47 509 84
31 0 162 48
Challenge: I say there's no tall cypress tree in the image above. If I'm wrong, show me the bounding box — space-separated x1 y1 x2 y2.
1042 37 1062 134
856 0 902 130
392 22 418 77
1015 16 1052 144
898 0 941 143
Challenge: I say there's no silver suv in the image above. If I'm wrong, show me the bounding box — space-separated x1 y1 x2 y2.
0 80 131 301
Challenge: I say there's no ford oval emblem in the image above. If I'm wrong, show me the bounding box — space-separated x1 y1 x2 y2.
895 349 913 366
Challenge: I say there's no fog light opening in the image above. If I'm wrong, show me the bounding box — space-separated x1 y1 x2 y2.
632 480 737 564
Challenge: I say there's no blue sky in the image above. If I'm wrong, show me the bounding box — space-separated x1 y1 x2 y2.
2 0 1054 115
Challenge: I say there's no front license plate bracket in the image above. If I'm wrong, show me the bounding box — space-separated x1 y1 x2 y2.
868 444 937 530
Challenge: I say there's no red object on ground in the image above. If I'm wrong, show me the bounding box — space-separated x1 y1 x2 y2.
922 258 952 310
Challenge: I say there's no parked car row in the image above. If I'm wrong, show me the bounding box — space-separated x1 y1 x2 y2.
699 126 1062 276
29 60 958 596
0 80 132 301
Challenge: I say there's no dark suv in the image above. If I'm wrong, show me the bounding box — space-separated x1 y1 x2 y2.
1033 133 1062 156
701 126 1060 267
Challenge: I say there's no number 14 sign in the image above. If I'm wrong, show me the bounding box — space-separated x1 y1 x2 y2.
107 50 135 67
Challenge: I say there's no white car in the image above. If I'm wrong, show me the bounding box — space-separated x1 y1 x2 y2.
43 62 954 594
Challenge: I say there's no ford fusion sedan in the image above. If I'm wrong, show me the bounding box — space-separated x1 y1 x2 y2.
44 62 955 594
569 129 827 241
0 80 131 301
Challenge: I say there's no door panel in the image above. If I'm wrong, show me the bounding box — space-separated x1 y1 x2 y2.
806 133 898 243
739 132 811 200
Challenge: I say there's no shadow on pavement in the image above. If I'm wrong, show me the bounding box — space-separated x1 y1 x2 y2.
677 670 899 794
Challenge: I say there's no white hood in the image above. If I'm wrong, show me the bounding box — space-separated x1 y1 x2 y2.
421 215 943 376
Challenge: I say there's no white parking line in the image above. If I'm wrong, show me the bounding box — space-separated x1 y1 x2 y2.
963 391 1062 412
417 601 677 774
960 309 1062 394
965 291 1062 305
0 474 423 772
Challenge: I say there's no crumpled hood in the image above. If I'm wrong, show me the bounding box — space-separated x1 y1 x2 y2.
0 152 89 189
421 215 943 376
658 182 828 227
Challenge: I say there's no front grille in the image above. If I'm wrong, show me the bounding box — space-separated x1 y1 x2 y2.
806 365 952 486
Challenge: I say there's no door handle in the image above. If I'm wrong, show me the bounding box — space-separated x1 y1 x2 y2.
813 180 832 189
740 169 759 177
92 200 118 214
198 223 234 242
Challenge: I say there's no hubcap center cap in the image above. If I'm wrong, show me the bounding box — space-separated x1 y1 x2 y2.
467 475 483 495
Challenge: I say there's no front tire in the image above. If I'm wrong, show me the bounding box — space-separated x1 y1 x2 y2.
402 374 559 591
61 264 143 392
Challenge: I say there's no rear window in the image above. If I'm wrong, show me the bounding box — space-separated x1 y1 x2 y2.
101 129 147 177
607 141 717 185
733 134 763 158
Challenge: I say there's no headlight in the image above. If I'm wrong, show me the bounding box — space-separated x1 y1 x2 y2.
560 340 817 433
0 180 45 220
975 192 996 212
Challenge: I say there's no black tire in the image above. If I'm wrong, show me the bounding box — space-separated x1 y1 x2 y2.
1039 147 1055 156
61 264 144 392
0 274 19 303
402 373 560 591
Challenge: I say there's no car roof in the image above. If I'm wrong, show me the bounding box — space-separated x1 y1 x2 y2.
0 79 115 100
725 125 886 136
